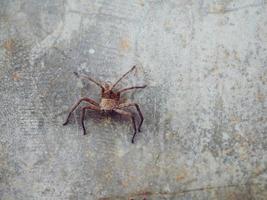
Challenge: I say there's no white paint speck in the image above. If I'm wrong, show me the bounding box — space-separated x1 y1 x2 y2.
89 48 95 54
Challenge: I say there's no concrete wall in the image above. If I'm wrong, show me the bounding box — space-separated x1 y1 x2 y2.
0 0 266 199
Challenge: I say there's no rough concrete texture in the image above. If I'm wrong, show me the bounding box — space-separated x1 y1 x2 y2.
0 0 266 199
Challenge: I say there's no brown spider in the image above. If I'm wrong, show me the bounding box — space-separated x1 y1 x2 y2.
63 66 146 143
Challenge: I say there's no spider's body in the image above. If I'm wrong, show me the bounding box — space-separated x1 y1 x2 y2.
99 98 118 111
63 66 146 143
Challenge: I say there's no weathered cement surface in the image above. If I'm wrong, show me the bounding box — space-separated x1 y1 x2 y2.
0 0 266 199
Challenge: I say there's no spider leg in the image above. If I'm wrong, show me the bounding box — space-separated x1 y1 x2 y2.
110 65 136 90
81 105 100 135
118 85 147 93
114 109 137 143
118 103 144 132
74 72 104 89
63 98 99 126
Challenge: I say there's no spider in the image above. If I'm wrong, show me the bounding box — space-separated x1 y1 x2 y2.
63 66 147 143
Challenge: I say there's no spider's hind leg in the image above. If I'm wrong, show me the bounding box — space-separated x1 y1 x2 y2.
63 98 99 126
80 105 100 135
114 109 137 143
118 103 144 132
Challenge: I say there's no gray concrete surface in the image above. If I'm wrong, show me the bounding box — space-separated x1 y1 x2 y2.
0 0 267 199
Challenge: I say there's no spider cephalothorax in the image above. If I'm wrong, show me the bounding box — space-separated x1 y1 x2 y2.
63 66 146 143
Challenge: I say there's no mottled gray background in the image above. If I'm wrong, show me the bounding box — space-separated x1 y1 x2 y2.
0 0 266 199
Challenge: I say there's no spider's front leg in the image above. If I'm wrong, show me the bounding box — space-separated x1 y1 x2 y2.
118 85 147 93
63 97 99 126
114 109 137 143
81 105 100 135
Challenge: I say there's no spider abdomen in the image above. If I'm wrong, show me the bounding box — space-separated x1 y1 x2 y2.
100 98 118 110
